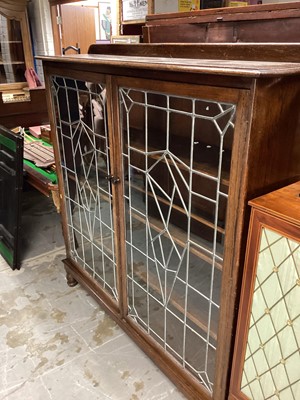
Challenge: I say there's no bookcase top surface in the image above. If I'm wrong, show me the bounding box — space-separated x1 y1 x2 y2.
38 53 300 78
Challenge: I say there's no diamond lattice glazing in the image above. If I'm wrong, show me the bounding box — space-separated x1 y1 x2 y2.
241 227 300 400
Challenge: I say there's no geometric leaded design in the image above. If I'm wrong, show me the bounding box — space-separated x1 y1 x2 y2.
241 227 300 399
51 76 118 301
120 87 236 392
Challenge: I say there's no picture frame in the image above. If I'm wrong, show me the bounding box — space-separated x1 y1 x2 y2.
111 35 140 43
98 2 111 41
121 0 153 23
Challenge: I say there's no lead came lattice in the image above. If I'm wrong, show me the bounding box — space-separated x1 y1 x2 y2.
241 228 300 400
120 87 236 392
52 76 119 301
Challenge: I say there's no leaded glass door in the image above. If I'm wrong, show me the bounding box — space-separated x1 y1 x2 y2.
51 76 120 303
119 78 237 393
50 72 241 394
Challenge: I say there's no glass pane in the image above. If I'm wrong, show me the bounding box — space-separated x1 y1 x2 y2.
120 86 236 392
0 14 26 84
51 76 118 301
241 227 300 400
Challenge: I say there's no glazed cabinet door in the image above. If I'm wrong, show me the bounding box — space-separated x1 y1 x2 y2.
230 209 300 400
115 77 240 397
0 1 34 90
50 74 122 306
48 70 248 399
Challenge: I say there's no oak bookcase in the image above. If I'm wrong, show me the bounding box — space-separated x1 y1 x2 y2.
40 44 300 400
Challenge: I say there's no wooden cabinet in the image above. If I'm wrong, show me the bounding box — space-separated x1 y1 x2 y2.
40 44 300 400
0 0 33 90
230 182 300 400
143 3 300 44
0 0 48 129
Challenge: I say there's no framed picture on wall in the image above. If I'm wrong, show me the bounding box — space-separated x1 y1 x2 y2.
99 2 111 41
122 0 153 23
111 35 140 43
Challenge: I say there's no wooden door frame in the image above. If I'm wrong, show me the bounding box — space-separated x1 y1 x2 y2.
50 4 61 55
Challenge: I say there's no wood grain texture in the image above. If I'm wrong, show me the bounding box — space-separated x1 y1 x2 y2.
0 87 48 128
0 0 30 14
38 52 300 78
60 4 96 55
229 209 262 400
88 43 300 63
249 181 300 227
106 75 129 318
243 77 300 199
213 89 253 400
144 3 300 44
146 2 300 23
50 5 61 55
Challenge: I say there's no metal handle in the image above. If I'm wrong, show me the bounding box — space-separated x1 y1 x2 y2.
62 44 81 55
106 175 120 184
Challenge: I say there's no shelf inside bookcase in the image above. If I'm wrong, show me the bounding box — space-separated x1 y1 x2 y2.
127 130 231 188
127 179 225 235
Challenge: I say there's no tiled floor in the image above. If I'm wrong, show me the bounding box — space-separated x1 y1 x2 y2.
0 228 186 399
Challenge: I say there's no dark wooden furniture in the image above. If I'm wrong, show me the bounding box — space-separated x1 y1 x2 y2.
0 0 48 129
0 0 48 130
0 0 56 199
0 87 48 129
88 42 300 63
0 125 23 269
0 0 57 266
119 0 154 37
40 44 300 400
229 181 300 400
0 88 57 201
143 2 300 43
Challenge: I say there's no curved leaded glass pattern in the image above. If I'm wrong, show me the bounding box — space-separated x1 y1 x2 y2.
120 87 236 392
51 76 118 301
241 228 300 399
